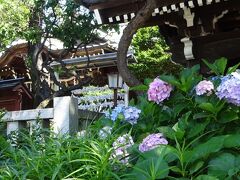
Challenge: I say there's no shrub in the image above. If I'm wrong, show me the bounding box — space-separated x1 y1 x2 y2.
1 58 240 179
100 58 240 179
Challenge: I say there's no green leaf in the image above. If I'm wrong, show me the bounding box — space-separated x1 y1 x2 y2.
223 134 240 148
215 57 227 75
195 175 219 180
203 59 219 75
131 157 169 180
170 166 183 174
208 153 236 178
130 84 148 91
187 120 209 138
159 75 181 87
198 103 215 113
218 110 238 123
190 136 225 162
227 62 240 74
144 78 153 85
178 111 191 130
158 126 176 140
193 112 210 119
203 58 227 76
172 104 188 118
189 161 205 175
172 122 185 140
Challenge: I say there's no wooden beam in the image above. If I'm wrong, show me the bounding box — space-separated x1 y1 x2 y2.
90 0 144 10
90 0 186 11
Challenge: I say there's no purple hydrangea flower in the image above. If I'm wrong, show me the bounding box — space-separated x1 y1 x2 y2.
112 134 134 164
139 133 168 153
195 80 214 96
216 75 240 106
123 107 141 125
148 78 173 104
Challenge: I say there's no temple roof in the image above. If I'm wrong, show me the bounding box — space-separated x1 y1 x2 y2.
0 78 24 89
50 51 135 69
87 0 233 25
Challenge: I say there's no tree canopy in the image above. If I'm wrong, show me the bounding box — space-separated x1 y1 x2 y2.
0 0 29 49
130 26 182 81
0 0 116 107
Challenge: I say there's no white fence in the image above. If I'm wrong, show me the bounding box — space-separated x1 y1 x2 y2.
2 96 79 136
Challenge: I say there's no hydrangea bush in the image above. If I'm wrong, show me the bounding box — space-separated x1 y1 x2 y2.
2 58 240 179
98 58 240 180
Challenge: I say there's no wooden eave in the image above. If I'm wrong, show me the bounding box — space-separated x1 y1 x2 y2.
89 0 234 25
0 44 51 67
13 84 33 99
90 0 187 11
0 43 116 68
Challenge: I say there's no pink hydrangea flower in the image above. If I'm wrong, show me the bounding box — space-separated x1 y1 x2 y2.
139 133 168 153
195 80 214 96
147 78 173 104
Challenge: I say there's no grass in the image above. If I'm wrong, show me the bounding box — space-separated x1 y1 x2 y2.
0 127 122 180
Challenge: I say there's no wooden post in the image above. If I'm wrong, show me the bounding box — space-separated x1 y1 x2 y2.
53 96 79 135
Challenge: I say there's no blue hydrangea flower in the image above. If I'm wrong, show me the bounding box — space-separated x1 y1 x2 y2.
105 104 125 121
123 107 141 125
104 111 111 119
105 105 141 124
216 74 240 106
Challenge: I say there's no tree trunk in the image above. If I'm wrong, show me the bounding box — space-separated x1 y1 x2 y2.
117 0 157 87
27 5 51 107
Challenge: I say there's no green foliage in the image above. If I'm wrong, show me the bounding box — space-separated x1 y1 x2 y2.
116 58 240 179
43 0 98 48
0 129 120 179
130 26 182 81
203 57 240 76
1 58 240 179
0 0 29 49
131 26 169 60
0 0 116 49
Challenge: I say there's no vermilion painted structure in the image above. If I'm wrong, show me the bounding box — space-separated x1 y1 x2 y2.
0 78 33 111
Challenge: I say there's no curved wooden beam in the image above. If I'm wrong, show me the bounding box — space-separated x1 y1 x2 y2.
117 0 157 87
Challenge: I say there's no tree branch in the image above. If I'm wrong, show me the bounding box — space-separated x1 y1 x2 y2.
117 0 157 87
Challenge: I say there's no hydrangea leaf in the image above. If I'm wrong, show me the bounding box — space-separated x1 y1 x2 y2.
218 110 238 123
198 103 215 114
195 175 219 180
131 157 169 180
208 153 236 178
